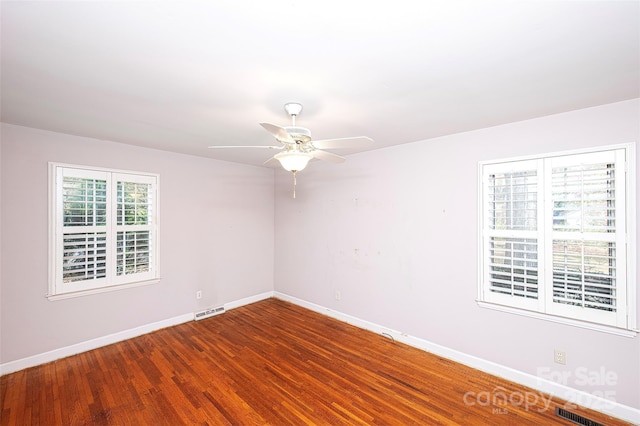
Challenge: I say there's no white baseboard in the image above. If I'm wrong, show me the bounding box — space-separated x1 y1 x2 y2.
274 292 640 425
0 312 194 376
0 292 275 376
224 291 274 311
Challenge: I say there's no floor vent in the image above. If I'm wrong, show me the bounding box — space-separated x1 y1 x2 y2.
194 306 225 321
555 407 603 426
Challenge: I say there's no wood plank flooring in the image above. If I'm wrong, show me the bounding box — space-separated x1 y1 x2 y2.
1 298 632 425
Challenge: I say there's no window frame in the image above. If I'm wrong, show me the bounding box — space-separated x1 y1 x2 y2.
48 163 160 300
477 144 637 337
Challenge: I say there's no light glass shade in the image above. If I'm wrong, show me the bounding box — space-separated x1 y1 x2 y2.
275 151 312 172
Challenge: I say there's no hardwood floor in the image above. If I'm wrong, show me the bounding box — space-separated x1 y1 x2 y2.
1 298 632 425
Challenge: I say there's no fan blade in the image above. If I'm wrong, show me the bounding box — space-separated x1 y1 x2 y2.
312 136 373 150
259 123 294 143
311 149 345 164
263 156 281 167
208 145 282 149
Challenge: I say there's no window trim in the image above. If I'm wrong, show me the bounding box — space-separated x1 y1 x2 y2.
477 144 637 336
48 162 161 300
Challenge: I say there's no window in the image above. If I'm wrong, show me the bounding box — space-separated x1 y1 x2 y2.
49 164 159 299
478 146 636 335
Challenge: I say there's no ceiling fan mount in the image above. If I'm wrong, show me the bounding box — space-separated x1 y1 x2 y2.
284 102 303 117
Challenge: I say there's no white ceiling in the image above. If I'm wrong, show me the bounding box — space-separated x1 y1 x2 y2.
2 1 639 167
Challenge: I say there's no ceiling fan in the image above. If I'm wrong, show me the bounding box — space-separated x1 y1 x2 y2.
209 102 373 171
208 102 373 197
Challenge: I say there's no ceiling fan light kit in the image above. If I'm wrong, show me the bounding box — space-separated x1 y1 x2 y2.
274 150 312 172
208 102 374 197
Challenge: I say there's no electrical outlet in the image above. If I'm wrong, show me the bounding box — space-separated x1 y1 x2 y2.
554 349 566 365
335 290 341 301
196 290 202 300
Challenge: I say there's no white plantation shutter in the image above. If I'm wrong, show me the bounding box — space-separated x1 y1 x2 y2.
50 164 159 297
482 159 543 311
480 147 633 331
113 173 156 284
546 150 627 327
55 168 109 293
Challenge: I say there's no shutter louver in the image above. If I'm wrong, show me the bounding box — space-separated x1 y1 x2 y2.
488 170 537 231
552 163 616 233
552 239 616 312
62 232 107 282
62 176 107 226
117 181 150 226
117 231 151 275
489 237 538 298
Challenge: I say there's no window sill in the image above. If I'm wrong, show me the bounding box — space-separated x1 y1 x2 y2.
477 301 638 338
47 278 161 301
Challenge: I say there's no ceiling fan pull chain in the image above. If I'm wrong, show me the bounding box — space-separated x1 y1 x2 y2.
292 171 297 199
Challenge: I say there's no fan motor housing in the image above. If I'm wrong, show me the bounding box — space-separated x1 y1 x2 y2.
285 126 312 143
